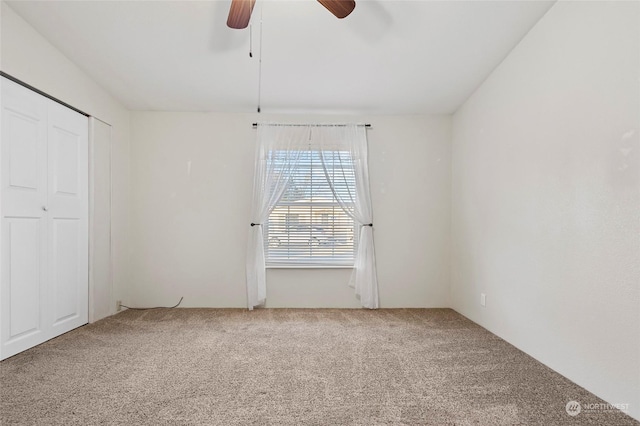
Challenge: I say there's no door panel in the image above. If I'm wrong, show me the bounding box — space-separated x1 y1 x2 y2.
1 78 49 359
52 126 80 196
8 218 43 338
8 114 40 190
47 100 88 338
52 219 80 324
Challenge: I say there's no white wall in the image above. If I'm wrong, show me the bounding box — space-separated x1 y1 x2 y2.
129 112 450 308
451 1 639 420
1 1 131 317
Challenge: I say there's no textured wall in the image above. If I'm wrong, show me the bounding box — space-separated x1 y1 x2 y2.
451 1 640 420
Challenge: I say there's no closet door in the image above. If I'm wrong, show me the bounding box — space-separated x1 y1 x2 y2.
1 78 49 359
1 78 88 360
47 101 88 338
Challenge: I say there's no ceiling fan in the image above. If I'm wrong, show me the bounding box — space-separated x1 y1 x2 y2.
227 0 356 29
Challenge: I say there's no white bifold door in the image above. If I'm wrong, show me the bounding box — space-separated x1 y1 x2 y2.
1 77 88 360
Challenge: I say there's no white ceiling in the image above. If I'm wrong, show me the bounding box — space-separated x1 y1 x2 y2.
7 0 555 114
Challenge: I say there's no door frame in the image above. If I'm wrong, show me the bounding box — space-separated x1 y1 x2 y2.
88 117 113 323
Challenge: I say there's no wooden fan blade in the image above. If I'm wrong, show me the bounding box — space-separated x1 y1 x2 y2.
227 0 256 29
317 0 356 19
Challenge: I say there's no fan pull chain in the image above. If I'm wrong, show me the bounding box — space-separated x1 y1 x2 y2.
249 24 253 57
257 4 263 113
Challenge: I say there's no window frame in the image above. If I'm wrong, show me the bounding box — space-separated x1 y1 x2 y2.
264 149 358 268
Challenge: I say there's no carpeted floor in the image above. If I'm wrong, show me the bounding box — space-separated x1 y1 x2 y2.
0 308 636 425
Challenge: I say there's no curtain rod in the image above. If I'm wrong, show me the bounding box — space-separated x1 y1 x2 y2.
252 123 371 128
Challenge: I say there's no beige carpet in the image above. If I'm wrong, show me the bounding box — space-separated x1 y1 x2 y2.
0 308 636 425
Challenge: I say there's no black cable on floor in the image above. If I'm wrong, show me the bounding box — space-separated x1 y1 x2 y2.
120 297 184 310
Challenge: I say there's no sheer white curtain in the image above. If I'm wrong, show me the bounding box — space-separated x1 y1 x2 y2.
246 124 310 310
317 125 379 309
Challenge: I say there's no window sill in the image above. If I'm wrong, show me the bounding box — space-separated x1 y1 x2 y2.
266 265 354 269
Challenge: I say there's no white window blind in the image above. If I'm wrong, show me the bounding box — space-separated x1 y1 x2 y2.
265 149 357 266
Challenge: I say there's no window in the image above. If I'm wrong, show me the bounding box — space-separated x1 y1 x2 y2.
265 149 357 266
